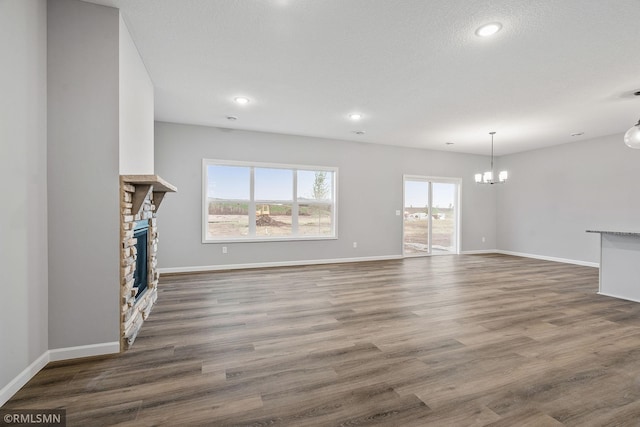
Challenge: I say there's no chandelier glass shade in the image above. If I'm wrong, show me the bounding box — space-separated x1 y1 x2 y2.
624 118 640 149
475 132 508 184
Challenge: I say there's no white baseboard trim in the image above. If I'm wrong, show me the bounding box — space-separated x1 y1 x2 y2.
158 254 404 274
495 250 599 268
158 250 599 274
0 351 49 407
1 342 120 407
49 341 120 362
597 291 640 304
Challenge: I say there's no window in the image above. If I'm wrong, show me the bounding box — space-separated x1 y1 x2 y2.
203 159 337 242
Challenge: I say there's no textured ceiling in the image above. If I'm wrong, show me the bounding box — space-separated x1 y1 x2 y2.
84 0 640 155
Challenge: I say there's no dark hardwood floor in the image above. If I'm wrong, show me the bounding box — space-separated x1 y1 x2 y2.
5 254 640 426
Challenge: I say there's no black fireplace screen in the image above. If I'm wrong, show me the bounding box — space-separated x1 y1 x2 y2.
132 220 149 300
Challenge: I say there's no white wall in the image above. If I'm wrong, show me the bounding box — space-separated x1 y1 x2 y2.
497 133 640 264
47 0 120 349
0 0 48 403
119 13 154 175
154 122 498 270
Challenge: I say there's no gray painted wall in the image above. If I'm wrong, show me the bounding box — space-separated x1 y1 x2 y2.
154 122 498 269
119 13 154 174
48 0 120 349
497 133 640 264
0 0 48 394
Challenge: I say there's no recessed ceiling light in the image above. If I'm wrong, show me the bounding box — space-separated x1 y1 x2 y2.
445 142 454 145
234 97 250 105
475 22 502 37
353 130 365 135
226 116 238 121
349 113 362 120
571 132 584 137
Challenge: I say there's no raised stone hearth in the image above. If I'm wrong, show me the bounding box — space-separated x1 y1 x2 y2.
120 175 176 349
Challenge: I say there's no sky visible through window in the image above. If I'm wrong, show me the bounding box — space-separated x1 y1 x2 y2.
208 166 250 200
208 165 332 201
405 181 455 208
255 168 292 200
207 165 451 207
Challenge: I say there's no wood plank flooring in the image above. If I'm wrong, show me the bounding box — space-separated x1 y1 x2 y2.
5 254 640 426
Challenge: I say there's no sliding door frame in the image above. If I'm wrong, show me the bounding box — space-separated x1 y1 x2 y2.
402 175 462 257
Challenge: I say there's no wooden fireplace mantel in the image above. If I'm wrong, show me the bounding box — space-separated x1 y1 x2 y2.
120 175 177 216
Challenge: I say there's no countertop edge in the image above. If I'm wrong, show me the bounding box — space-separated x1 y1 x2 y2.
586 230 640 236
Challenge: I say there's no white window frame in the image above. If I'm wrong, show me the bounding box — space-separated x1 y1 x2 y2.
203 159 338 243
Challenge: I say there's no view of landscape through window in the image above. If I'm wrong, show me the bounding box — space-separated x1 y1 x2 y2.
205 161 336 241
404 179 457 255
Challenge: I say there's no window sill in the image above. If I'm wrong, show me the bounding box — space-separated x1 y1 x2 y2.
202 236 338 244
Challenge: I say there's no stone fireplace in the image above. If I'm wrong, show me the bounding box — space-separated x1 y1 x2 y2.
120 175 176 350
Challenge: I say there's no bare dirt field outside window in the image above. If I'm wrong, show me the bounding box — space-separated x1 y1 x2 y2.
207 203 332 239
404 208 455 255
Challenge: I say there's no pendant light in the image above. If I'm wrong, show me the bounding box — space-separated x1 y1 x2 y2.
475 132 508 184
624 118 640 149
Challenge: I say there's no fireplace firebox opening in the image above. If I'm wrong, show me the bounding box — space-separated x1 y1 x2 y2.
132 220 149 300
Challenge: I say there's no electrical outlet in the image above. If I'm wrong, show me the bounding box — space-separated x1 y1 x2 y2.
482 237 486 243
222 246 228 254
353 242 358 248
395 210 401 216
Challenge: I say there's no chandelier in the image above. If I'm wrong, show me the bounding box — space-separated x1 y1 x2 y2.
475 131 508 184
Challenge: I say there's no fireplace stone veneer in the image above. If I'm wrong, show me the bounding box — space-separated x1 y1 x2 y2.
120 175 176 349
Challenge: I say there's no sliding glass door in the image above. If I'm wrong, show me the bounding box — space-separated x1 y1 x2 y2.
403 180 431 255
403 176 460 256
